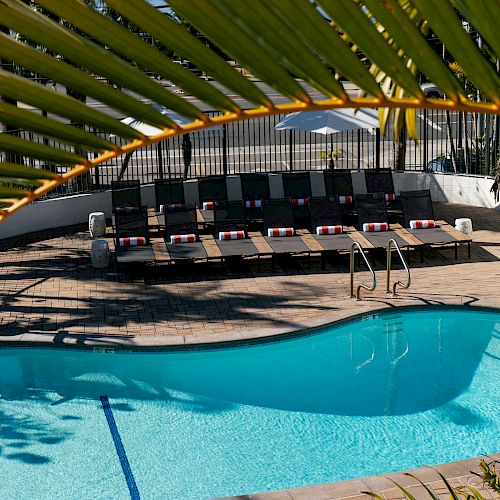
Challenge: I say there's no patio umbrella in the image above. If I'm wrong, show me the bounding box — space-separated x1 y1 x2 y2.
275 108 379 168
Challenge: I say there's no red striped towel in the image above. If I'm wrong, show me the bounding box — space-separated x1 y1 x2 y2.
118 237 146 247
115 204 139 213
218 230 245 240
202 201 223 210
410 219 436 229
385 193 396 202
245 200 262 208
338 195 353 204
170 234 196 244
291 197 309 206
316 225 343 235
268 227 295 237
363 222 389 232
159 203 183 213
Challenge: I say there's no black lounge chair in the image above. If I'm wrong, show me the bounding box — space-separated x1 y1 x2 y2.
214 201 260 258
240 172 270 222
364 169 402 218
309 197 357 252
355 193 412 250
113 207 155 265
281 172 311 228
323 169 356 221
111 179 142 212
198 176 227 224
262 199 310 255
400 190 471 259
163 206 208 261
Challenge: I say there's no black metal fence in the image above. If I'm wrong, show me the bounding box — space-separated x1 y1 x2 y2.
15 108 500 198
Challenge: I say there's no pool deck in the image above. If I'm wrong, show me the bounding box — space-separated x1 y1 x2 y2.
1 202 499 499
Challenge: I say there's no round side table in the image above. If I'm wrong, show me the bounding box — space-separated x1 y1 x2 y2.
89 211 106 238
91 239 110 268
455 217 473 235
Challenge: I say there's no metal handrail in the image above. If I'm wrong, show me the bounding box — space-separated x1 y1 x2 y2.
386 239 411 295
350 241 376 300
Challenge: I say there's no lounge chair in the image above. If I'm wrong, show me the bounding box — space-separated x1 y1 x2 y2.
262 199 311 255
355 193 417 251
163 205 208 261
323 169 356 222
309 197 357 252
281 172 312 228
113 207 155 265
364 169 402 219
240 172 270 223
155 179 192 229
213 201 261 258
198 175 227 224
400 190 471 259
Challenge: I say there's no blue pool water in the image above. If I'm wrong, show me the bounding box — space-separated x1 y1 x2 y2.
0 307 499 499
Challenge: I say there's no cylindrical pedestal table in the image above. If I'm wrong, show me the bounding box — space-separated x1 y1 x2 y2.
455 218 473 235
91 239 110 269
89 211 106 238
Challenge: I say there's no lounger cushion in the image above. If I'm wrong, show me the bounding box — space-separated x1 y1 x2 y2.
363 222 389 232
338 195 353 204
268 227 295 237
170 234 196 244
219 230 245 240
316 225 343 235
409 219 436 229
159 203 184 213
118 236 147 247
291 197 309 206
245 200 262 208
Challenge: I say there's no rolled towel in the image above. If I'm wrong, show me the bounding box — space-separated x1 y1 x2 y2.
170 234 196 244
202 201 223 210
338 195 353 204
316 225 343 235
159 203 183 213
219 230 245 240
410 219 436 229
385 193 396 202
268 227 295 237
291 197 309 206
118 236 146 247
363 222 389 232
245 199 262 208
115 204 139 213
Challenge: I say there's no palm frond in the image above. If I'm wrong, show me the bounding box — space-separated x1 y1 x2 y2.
0 0 498 221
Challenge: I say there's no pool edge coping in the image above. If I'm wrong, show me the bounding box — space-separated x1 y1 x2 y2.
1 302 499 352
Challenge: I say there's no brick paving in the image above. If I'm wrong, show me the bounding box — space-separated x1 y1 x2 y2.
1 202 499 499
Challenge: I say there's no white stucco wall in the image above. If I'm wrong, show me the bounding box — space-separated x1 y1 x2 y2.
0 172 498 240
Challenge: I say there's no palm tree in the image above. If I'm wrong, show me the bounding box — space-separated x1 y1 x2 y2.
0 0 498 220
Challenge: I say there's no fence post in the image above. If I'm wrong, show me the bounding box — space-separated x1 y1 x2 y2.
375 128 381 169
289 129 293 170
222 124 228 176
423 109 428 170
157 142 164 181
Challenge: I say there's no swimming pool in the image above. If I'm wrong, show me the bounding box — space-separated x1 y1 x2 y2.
1 307 499 499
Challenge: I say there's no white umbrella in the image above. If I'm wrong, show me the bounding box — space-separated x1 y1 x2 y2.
275 108 379 134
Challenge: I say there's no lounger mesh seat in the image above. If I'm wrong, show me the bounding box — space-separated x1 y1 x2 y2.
309 197 355 252
111 179 142 212
114 208 155 264
240 173 270 222
364 169 402 217
355 193 408 248
323 169 356 221
262 199 310 254
164 207 207 260
400 190 470 258
214 202 260 257
198 176 228 223
282 172 311 228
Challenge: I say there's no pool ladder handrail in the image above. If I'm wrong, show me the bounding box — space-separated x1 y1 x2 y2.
349 241 376 300
386 238 411 295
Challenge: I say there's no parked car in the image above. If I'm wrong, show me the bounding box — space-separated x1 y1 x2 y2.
421 82 445 99
426 154 477 174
